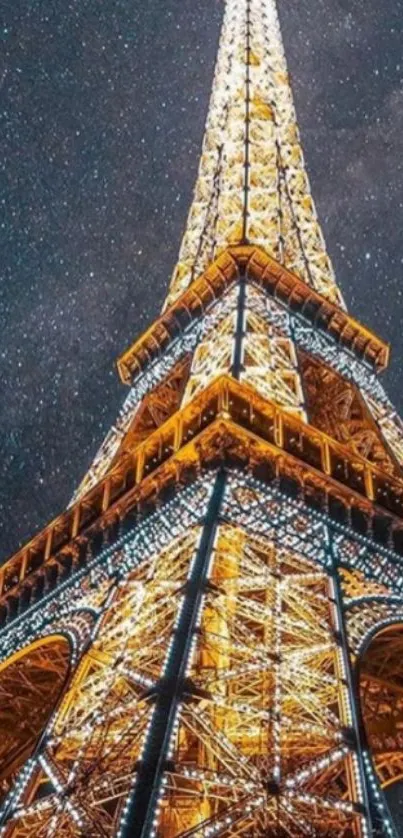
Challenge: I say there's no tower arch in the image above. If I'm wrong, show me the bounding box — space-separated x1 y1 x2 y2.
0 634 71 804
357 622 403 830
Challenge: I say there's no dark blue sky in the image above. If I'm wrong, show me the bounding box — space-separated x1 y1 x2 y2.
1 0 403 559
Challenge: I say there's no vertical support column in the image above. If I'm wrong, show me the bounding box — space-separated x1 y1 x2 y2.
121 470 227 838
231 268 246 380
242 0 251 243
289 316 308 422
326 526 375 838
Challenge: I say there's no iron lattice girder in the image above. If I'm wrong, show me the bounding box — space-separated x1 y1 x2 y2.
0 498 370 838
123 512 366 838
2 375 403 621
72 250 403 509
165 0 345 309
117 247 389 386
0 474 402 836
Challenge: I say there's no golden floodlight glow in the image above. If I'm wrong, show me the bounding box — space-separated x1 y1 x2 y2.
1 1 403 837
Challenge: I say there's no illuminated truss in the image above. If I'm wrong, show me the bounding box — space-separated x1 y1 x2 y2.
2 0 403 835
182 284 305 418
0 519 365 837
68 0 403 506
0 531 201 837
2 470 403 836
156 525 363 837
72 0 376 502
299 352 398 476
181 287 240 405
72 268 403 506
292 318 403 471
240 285 305 417
166 0 344 308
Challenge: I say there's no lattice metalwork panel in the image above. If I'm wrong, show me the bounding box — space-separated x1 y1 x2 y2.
346 595 403 658
224 472 403 598
154 524 364 837
72 271 403 507
340 553 403 659
181 287 239 405
70 323 204 504
181 283 305 417
240 285 305 417
292 318 403 471
0 637 71 806
222 474 330 567
3 471 403 836
0 530 202 837
0 479 212 667
334 533 403 598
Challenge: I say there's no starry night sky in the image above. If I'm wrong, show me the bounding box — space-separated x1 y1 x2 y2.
2 0 403 561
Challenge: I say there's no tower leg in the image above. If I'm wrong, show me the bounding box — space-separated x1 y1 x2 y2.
327 528 374 837
120 470 227 838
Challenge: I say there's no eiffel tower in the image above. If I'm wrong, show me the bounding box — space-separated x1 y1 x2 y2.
1 1 403 836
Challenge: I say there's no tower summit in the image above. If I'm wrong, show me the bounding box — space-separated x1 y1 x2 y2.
1 2 403 837
166 0 345 309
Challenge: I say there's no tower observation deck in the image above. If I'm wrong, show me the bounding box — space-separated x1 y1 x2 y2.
1 2 403 837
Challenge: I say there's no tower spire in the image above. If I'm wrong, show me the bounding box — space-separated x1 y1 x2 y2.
70 0 403 504
167 0 345 309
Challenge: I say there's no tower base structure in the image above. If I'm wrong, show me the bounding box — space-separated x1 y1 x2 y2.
1 395 403 836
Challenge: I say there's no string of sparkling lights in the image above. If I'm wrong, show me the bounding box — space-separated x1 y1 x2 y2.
1 0 403 834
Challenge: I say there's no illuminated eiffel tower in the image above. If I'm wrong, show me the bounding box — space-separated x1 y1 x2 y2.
2 1 403 836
